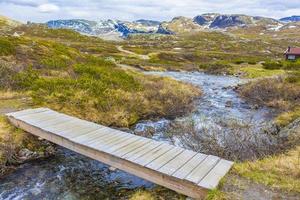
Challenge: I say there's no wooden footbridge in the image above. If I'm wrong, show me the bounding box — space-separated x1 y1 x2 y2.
6 108 233 199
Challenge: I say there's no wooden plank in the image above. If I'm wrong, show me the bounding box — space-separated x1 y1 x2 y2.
122 141 162 161
133 143 174 166
198 159 233 189
71 127 112 144
111 137 150 157
104 135 144 154
146 147 184 170
43 119 85 133
58 126 100 138
172 153 208 179
184 155 220 184
15 110 57 122
34 116 74 128
84 129 125 145
6 108 49 118
158 150 197 176
90 132 135 151
19 113 69 127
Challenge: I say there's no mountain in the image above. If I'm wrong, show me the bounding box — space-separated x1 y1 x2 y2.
193 13 280 29
158 16 203 34
45 14 297 39
47 19 119 35
280 16 300 22
46 19 160 39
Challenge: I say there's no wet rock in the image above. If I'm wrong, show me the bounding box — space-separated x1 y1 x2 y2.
225 101 233 108
251 104 260 110
18 148 38 160
45 145 56 156
109 167 117 171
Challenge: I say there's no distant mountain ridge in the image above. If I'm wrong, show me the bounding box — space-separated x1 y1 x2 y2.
45 14 299 39
280 16 300 22
47 19 160 37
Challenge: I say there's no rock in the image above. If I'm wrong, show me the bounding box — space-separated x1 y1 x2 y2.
109 166 117 171
45 145 56 156
251 104 259 110
12 32 20 37
18 148 37 160
225 101 233 108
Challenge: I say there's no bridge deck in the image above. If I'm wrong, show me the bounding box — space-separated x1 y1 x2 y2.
6 108 233 199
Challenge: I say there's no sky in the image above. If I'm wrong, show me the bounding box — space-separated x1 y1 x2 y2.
0 0 300 22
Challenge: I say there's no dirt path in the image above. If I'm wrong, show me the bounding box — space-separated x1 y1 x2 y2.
116 45 150 60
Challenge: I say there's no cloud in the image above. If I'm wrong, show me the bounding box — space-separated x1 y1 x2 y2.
0 0 300 22
1 0 46 7
38 3 59 13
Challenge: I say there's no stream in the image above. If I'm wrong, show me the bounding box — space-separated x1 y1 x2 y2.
0 72 275 200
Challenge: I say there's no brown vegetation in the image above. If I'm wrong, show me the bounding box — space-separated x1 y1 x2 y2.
239 75 300 126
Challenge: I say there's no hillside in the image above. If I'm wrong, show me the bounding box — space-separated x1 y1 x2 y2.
0 14 299 200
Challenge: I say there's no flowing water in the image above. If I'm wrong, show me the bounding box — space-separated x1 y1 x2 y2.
135 72 275 146
0 72 275 200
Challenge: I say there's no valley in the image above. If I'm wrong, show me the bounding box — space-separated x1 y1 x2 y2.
0 13 299 200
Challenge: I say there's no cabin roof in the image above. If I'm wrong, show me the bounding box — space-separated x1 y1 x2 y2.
285 47 300 55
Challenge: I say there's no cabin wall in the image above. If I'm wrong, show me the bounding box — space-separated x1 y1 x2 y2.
286 54 300 60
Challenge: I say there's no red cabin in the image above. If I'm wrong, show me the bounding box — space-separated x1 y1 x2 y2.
284 47 300 60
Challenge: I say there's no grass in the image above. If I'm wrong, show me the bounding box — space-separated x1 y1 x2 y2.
233 146 300 193
276 107 300 126
233 64 286 78
129 190 156 200
129 187 185 200
205 189 227 200
0 90 32 113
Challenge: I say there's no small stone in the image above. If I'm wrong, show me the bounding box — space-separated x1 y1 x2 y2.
109 167 117 171
225 101 233 108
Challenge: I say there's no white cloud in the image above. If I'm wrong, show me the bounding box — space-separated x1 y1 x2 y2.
37 3 59 13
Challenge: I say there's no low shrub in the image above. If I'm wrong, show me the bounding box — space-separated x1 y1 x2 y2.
40 56 69 69
12 67 39 90
284 60 300 70
262 61 283 70
199 61 232 74
0 61 16 89
240 77 300 111
0 37 15 56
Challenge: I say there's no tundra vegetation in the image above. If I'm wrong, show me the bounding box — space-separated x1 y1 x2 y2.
0 17 299 199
